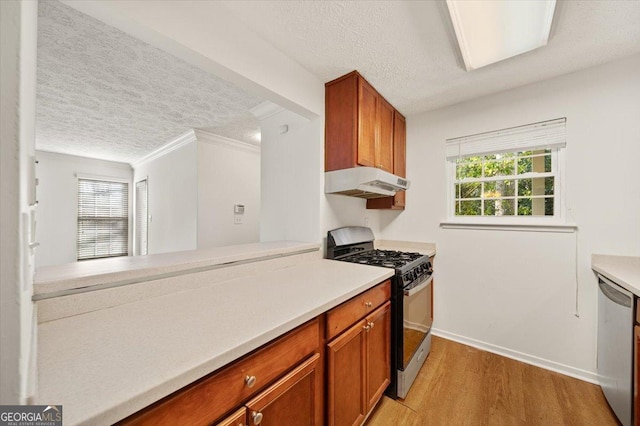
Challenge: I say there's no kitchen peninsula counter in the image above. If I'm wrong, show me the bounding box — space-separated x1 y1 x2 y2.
592 254 640 295
33 258 394 425
34 241 319 298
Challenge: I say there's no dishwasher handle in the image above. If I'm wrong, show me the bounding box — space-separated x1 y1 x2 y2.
598 274 632 308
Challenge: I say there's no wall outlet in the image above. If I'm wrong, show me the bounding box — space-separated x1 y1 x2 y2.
234 215 243 224
364 217 369 226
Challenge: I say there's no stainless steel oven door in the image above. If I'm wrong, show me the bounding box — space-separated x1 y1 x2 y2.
402 274 433 370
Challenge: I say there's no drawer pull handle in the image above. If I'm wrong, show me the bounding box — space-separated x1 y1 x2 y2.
252 411 263 425
245 375 257 388
365 302 372 308
370 321 375 329
363 324 371 332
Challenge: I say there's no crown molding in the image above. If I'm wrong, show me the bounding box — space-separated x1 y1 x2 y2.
194 129 260 153
131 129 197 168
249 101 285 121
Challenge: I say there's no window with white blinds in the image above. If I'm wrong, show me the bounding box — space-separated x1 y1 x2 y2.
135 179 148 256
77 178 129 261
445 118 567 223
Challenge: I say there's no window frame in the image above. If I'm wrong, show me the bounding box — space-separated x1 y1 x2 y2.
76 175 131 261
442 141 575 232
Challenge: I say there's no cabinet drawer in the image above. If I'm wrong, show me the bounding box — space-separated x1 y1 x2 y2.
326 280 391 341
215 407 246 426
120 318 320 426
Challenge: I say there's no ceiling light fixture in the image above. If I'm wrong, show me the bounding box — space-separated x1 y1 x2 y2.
446 0 557 71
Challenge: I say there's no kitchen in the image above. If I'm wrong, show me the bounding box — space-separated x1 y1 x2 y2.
1 1 639 425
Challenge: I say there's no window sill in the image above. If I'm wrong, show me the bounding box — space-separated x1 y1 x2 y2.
440 220 578 233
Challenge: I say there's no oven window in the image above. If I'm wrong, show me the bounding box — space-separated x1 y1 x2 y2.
403 279 432 369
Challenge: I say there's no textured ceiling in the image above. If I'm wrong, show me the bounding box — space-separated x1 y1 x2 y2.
218 0 640 116
37 0 640 163
36 0 265 164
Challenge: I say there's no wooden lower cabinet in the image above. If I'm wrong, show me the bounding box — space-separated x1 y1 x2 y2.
327 302 391 426
245 353 321 426
216 407 247 426
365 302 391 412
328 317 367 426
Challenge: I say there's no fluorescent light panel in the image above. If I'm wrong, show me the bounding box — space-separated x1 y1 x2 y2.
446 0 556 71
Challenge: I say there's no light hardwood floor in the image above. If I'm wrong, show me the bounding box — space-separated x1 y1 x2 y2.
366 336 620 425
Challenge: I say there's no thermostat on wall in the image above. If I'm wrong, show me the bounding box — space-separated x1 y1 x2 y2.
234 204 245 214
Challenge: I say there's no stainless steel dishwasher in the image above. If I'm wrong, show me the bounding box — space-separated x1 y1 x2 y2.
597 274 633 426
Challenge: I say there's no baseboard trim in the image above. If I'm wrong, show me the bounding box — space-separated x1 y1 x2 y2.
431 328 599 385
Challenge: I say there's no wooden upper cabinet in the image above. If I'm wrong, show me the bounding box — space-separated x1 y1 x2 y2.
357 78 378 169
376 97 394 172
367 111 407 210
325 71 395 174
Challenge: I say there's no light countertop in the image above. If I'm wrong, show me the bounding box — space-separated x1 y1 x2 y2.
34 259 394 425
34 241 319 297
591 254 640 295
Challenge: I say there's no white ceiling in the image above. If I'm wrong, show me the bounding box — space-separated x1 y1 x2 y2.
36 0 265 164
36 1 640 164
218 0 640 116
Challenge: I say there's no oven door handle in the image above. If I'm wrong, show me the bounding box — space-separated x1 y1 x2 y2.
404 274 433 297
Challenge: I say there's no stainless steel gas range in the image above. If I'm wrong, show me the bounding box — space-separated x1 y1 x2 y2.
327 226 433 399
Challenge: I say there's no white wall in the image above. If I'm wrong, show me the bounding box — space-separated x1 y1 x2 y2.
380 54 640 381
35 151 133 267
133 140 198 254
260 109 323 244
196 131 260 248
0 0 37 404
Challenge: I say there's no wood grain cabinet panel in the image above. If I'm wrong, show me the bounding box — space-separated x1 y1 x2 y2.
245 353 322 426
326 300 391 426
365 302 391 412
366 110 406 210
325 71 398 174
376 97 394 172
357 78 378 169
327 319 367 426
326 280 391 340
216 407 247 426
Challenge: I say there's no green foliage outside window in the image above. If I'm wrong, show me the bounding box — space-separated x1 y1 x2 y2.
454 150 554 217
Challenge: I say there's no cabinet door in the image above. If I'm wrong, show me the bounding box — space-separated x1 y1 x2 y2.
327 320 367 426
357 79 377 168
216 407 246 426
365 301 391 412
376 97 394 173
245 353 321 426
366 110 406 210
392 111 406 208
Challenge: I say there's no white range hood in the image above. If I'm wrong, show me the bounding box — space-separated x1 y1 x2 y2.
324 167 410 199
